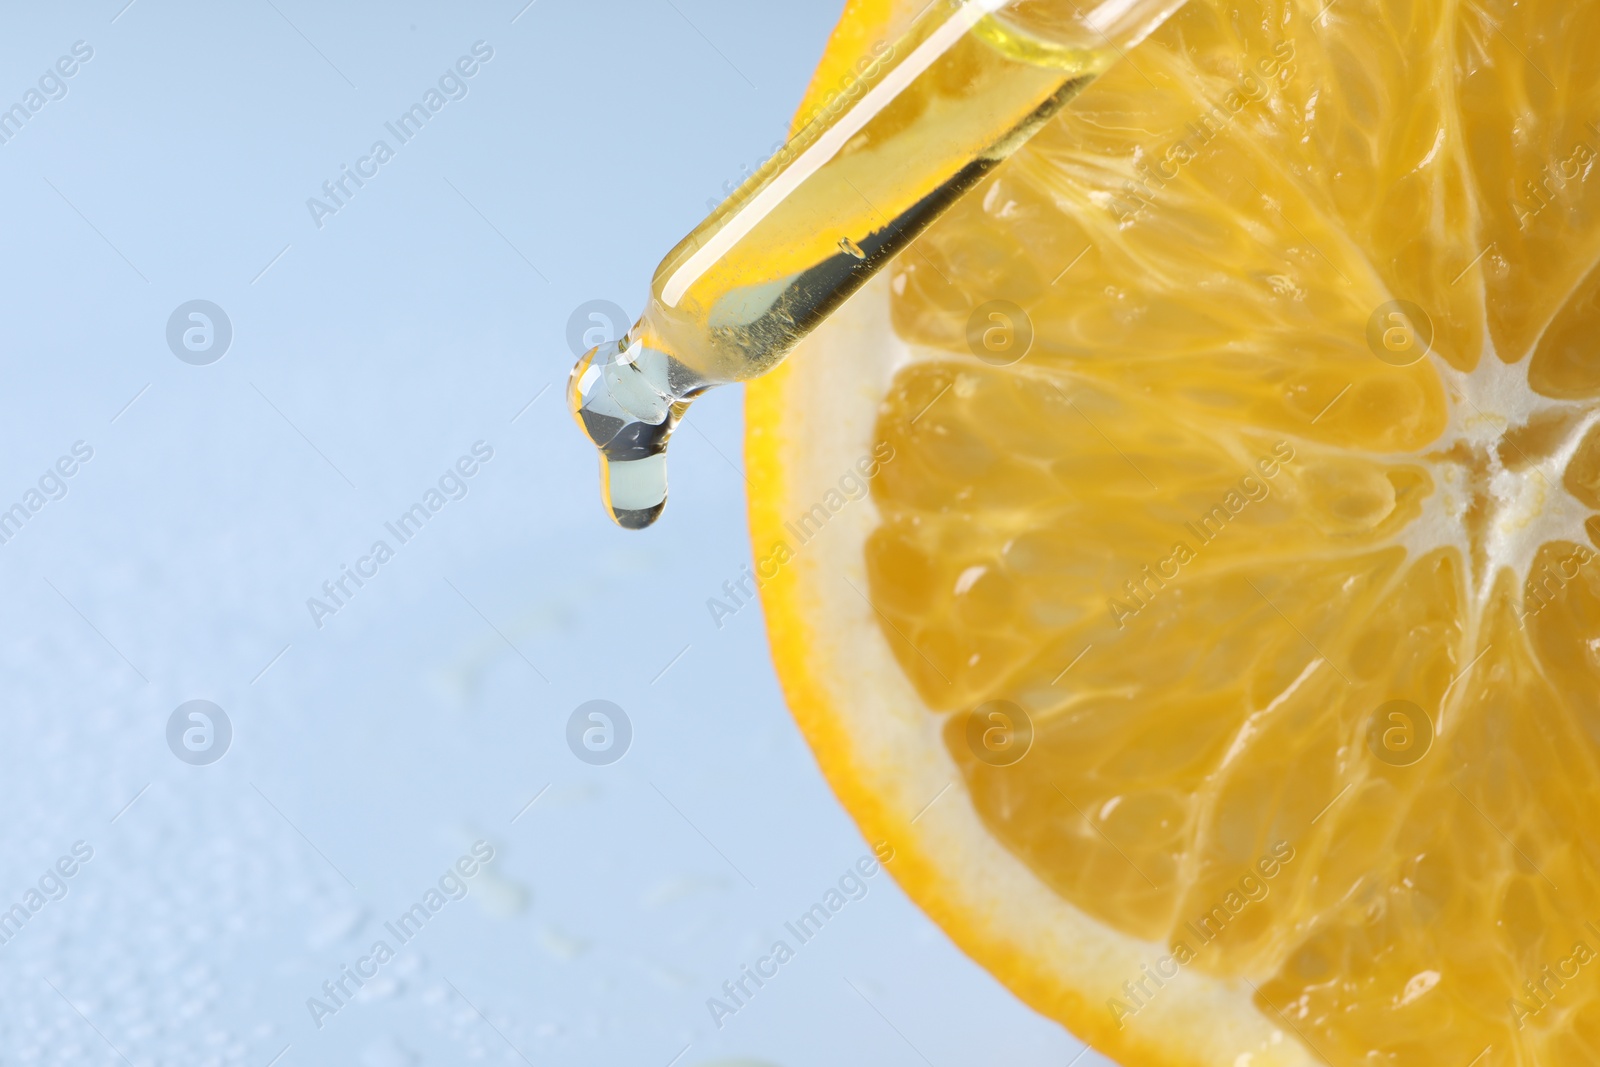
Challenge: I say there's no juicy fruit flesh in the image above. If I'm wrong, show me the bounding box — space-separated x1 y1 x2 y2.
860 0 1600 1061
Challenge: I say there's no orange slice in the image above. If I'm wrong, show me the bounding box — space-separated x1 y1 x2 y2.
749 0 1600 1063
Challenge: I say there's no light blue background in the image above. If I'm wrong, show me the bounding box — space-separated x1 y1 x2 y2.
0 2 1117 1064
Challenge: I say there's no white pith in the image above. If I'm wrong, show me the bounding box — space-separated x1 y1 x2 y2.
1394 344 1600 620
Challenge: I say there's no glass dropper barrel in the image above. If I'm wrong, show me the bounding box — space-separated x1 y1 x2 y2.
569 0 1188 528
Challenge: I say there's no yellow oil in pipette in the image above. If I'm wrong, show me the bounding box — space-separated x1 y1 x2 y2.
569 0 1186 528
